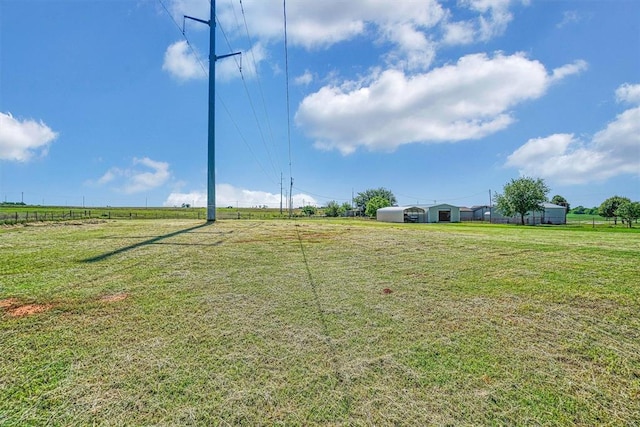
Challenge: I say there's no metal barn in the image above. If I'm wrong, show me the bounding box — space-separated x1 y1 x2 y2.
376 204 460 223
376 206 426 223
421 204 460 223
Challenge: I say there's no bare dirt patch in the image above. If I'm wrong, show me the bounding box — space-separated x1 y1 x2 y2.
7 303 53 317
0 298 19 309
99 293 128 303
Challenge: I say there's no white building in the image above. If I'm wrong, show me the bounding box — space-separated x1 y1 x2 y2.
377 204 460 223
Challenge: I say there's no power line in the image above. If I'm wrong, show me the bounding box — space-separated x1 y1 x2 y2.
159 0 279 186
291 186 352 204
216 13 280 182
157 0 208 78
239 0 280 170
283 0 293 216
217 94 278 184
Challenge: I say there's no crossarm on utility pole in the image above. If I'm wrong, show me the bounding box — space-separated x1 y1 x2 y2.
183 15 209 26
216 52 241 61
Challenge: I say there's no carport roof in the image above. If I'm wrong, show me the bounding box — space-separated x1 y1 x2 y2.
377 206 425 213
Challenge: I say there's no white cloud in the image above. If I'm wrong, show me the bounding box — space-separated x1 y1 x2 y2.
616 83 640 104
167 0 522 81
0 112 58 162
506 84 640 184
162 40 207 81
164 190 207 207
381 23 437 71
97 168 119 185
441 21 476 45
167 0 210 27
295 70 314 86
557 10 581 29
296 52 582 155
550 60 588 83
216 42 266 81
441 0 520 46
216 0 445 68
94 157 171 194
164 183 318 208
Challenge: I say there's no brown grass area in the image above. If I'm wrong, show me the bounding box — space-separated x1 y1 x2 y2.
99 293 128 303
6 303 53 317
0 298 19 308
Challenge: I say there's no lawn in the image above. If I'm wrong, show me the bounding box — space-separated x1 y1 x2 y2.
1 219 639 425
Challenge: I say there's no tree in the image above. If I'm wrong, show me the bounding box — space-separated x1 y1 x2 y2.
494 177 550 225
365 196 391 217
340 202 352 214
550 195 570 211
599 196 631 225
571 205 586 214
324 201 341 217
615 200 640 228
301 205 317 217
354 188 396 213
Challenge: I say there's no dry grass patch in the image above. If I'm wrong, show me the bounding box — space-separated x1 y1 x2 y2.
4 302 54 317
0 298 18 309
98 293 128 303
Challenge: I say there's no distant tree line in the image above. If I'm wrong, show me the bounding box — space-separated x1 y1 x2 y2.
570 206 599 215
322 188 398 218
569 196 640 226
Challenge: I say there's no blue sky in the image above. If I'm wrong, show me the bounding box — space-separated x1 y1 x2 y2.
1 0 638 209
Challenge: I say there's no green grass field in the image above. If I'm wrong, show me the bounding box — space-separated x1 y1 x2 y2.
1 219 639 425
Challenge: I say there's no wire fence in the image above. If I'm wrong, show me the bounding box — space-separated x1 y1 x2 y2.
0 208 313 225
0 209 202 224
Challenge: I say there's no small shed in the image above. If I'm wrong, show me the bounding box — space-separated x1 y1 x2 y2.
376 206 426 223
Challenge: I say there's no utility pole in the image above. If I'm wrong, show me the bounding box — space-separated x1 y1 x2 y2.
185 1 240 222
289 177 294 217
280 172 283 214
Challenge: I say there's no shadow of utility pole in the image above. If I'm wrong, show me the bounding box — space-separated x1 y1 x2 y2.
83 222 215 263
